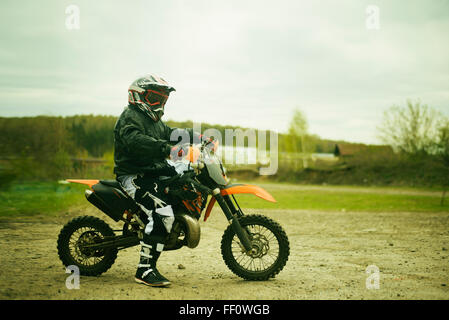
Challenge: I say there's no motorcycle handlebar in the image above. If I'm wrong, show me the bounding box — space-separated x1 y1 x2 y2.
164 171 212 195
186 178 212 195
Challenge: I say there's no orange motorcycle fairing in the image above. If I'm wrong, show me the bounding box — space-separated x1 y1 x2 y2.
203 184 276 222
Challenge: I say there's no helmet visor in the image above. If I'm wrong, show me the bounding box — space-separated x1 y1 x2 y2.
144 89 168 108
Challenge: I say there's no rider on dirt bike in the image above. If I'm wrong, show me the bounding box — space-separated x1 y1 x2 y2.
59 79 289 284
114 74 211 287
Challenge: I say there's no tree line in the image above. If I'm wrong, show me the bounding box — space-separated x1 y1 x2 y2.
2 99 445 190
0 114 341 184
279 100 449 194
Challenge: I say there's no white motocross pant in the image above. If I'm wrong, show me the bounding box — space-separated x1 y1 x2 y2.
117 160 190 243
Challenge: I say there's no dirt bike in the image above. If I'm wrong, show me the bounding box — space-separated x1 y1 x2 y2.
57 140 290 281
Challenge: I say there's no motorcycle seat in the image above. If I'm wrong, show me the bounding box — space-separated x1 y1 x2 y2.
100 179 122 189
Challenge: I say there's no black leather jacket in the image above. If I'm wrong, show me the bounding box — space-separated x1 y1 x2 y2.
113 104 199 177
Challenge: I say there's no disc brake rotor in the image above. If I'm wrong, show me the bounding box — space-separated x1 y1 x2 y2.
75 231 104 258
247 233 270 258
231 223 280 272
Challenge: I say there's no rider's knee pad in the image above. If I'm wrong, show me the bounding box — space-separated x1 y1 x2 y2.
155 205 175 233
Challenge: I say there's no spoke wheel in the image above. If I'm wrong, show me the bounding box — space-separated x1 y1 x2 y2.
221 215 289 280
57 216 118 276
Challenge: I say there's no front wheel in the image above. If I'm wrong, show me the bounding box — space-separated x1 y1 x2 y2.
221 214 290 280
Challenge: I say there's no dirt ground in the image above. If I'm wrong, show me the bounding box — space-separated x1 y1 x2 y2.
0 203 448 300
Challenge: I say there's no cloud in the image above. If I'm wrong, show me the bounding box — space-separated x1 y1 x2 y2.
0 0 448 145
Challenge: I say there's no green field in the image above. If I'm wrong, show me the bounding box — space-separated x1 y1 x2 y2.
1 181 447 217
0 182 87 217
232 183 448 213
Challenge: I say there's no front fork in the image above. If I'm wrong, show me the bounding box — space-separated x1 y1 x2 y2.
212 188 253 252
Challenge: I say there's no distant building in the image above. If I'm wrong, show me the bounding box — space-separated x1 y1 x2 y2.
334 143 363 157
334 143 393 158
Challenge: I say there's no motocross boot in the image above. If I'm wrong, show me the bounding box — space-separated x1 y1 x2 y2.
135 239 171 287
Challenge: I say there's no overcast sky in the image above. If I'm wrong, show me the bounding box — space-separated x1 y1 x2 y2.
1 0 448 144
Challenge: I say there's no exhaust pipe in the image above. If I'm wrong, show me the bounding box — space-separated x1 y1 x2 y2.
84 189 121 222
176 213 201 248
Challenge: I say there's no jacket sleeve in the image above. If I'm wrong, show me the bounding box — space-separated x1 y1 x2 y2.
119 117 171 158
163 122 202 145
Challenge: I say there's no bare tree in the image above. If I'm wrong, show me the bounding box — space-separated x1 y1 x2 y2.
288 108 309 168
435 120 449 205
378 99 449 205
377 99 442 155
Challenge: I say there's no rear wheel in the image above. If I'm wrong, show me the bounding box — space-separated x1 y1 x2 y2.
221 214 290 280
57 216 118 276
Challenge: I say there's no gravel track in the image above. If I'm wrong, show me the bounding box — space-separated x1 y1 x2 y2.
0 204 448 300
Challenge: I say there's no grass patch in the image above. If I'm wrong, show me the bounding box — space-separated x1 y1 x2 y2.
232 184 449 213
1 181 448 217
0 182 87 217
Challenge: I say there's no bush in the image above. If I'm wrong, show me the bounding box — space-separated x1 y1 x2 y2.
270 151 448 188
0 168 17 191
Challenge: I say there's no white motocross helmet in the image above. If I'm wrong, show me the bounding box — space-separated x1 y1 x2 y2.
128 74 176 121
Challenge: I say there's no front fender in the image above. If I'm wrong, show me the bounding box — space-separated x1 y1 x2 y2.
203 184 276 221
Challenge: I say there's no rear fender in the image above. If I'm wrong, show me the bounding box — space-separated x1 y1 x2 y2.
66 179 100 189
203 184 276 221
